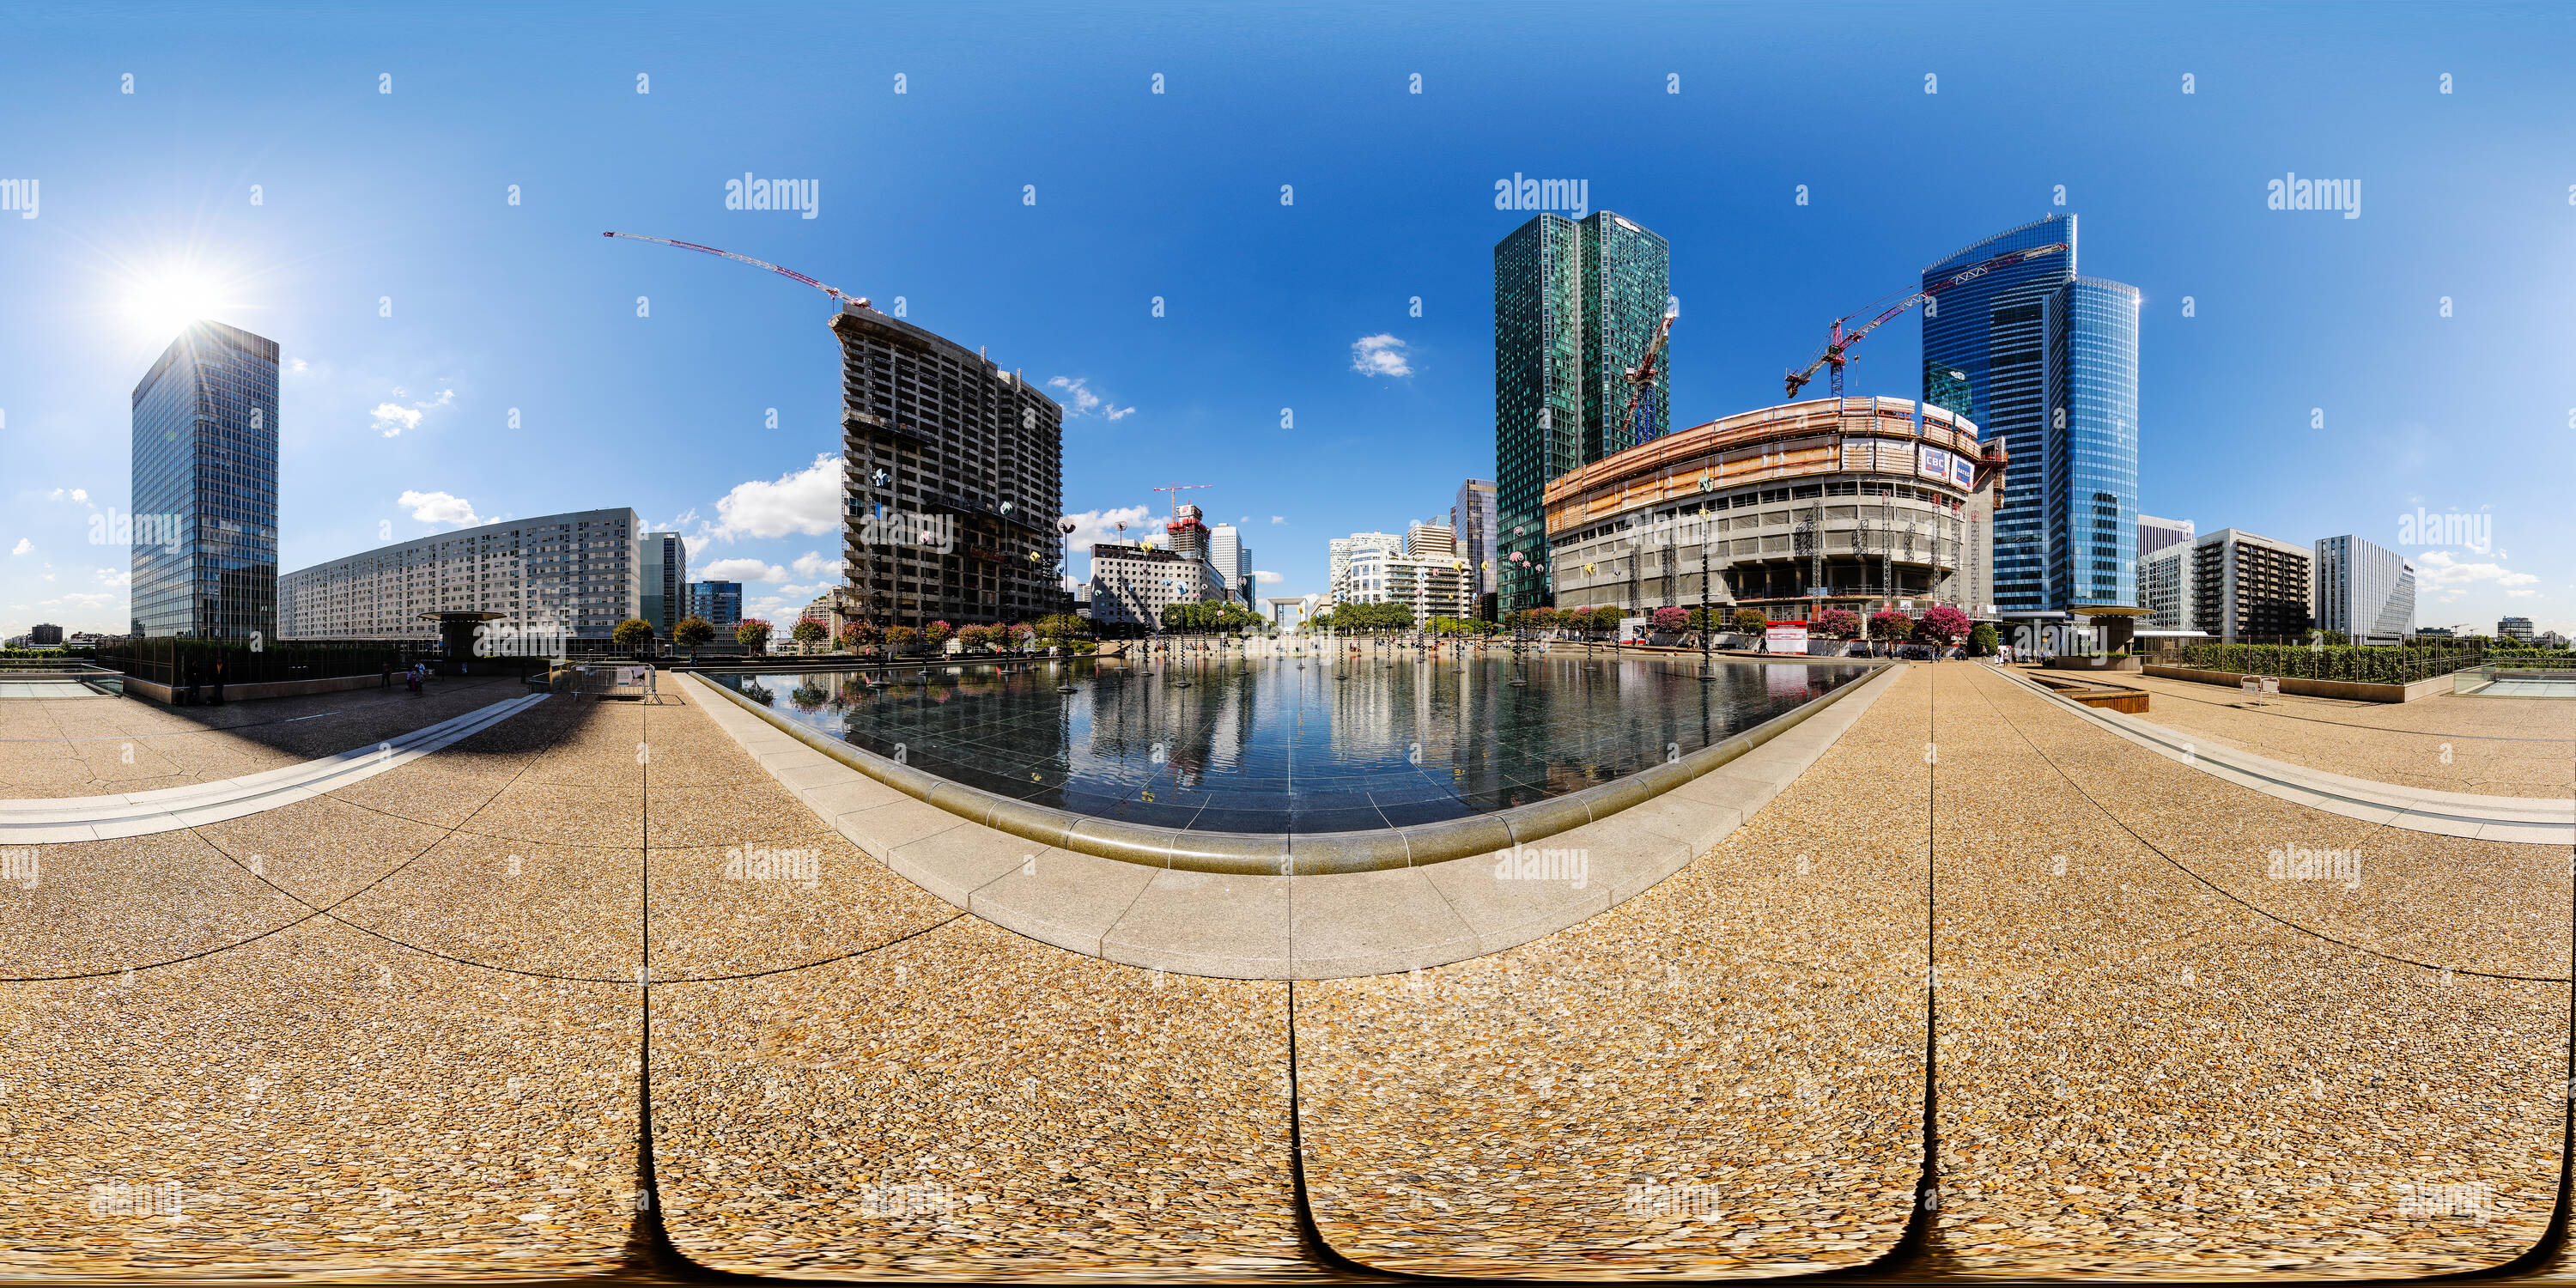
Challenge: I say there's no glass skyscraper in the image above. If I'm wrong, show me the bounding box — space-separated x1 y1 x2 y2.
1920 214 2140 614
130 321 280 641
1493 210 1668 615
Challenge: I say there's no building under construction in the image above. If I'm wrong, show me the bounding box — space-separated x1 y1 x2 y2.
833 305 1066 628
1541 396 2006 623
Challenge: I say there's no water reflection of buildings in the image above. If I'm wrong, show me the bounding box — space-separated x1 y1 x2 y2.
1073 659 1256 791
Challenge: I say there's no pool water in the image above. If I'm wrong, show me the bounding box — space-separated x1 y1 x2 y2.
726 652 1867 835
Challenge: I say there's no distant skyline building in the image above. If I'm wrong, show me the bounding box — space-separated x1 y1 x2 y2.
686 580 743 629
641 531 687 638
27 623 63 647
280 507 643 641
1921 214 2140 617
1208 521 1253 608
2500 615 2535 644
131 321 279 641
2140 542 2194 633
1327 532 1403 605
833 305 1063 629
2312 534 2415 644
1166 503 1212 563
1451 477 1498 610
1406 521 1457 559
2190 528 2311 643
2138 513 2194 561
1494 210 1670 615
1344 545 1471 623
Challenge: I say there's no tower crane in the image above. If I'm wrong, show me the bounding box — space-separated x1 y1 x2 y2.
1613 298 1681 454
1783 242 2068 398
601 232 877 311
1151 484 1210 518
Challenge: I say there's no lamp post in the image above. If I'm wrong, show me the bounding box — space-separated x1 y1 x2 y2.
1699 532 1714 681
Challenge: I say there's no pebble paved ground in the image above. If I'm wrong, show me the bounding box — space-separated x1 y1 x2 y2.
1296 667 1928 1278
2117 670 2576 799
2 663 2570 1281
1935 663 2567 1278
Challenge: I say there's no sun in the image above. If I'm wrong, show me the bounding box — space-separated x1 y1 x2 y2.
121 264 242 342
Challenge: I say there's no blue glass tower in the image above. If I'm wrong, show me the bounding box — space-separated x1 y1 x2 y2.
130 321 280 641
2047 278 2141 609
1920 214 2139 613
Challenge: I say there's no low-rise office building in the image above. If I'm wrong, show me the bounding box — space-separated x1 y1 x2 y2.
686 580 744 629
279 507 643 641
1345 545 1470 622
2190 528 2311 643
2312 534 2414 644
1087 543 1225 629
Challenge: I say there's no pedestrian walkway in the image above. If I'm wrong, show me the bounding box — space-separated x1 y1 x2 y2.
0 695 550 842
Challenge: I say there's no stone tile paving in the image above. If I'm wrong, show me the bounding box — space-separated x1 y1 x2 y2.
1935 662 2564 1277
1293 665 1931 1278
2119 671 2576 800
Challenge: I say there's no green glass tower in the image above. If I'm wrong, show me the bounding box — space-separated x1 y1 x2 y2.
1493 210 1669 616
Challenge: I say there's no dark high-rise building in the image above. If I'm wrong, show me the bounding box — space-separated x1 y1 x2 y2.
641 531 687 637
1921 214 2141 616
685 580 743 629
1494 211 1669 615
832 306 1064 628
131 321 279 641
1451 477 1497 610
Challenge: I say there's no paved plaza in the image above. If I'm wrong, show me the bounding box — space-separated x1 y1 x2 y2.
0 663 2567 1279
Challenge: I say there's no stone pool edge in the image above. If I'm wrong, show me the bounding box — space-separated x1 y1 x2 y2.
685 658 1895 877
683 661 1908 979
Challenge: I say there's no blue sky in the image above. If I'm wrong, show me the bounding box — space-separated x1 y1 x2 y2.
3 1 2571 636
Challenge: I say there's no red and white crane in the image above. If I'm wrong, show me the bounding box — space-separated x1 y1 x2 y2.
1783 241 2068 399
601 231 877 311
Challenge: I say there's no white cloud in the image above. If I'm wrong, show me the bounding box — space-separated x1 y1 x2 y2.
1271 515 1285 525
42 592 112 609
790 550 844 580
96 568 131 586
1061 504 1157 548
289 358 309 374
398 489 481 527
1254 569 1283 584
46 488 91 507
2415 550 2539 587
372 403 425 437
2507 588 2537 598
8 538 27 556
699 557 788 583
744 595 795 621
371 386 455 437
704 453 843 542
1047 376 1136 421
775 582 824 601
1351 334 1413 378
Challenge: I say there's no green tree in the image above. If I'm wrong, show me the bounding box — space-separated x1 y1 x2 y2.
1966 622 1999 657
735 617 774 651
1731 607 1770 636
673 616 715 652
791 617 827 650
1033 613 1091 641
611 617 653 652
